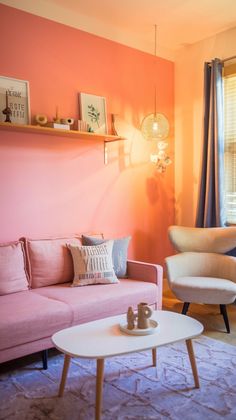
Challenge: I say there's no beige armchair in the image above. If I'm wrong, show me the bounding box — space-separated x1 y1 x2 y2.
165 226 236 333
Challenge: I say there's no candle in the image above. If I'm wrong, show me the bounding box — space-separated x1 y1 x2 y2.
5 90 8 107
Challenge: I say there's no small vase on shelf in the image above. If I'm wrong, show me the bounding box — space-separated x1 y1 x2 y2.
111 114 118 136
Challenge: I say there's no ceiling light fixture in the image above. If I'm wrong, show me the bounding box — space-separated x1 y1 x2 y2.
141 25 172 173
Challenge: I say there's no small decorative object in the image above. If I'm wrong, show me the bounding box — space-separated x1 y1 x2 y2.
137 302 153 329
119 319 158 336
150 140 172 173
48 122 70 130
2 91 12 122
35 114 48 126
53 106 60 123
61 117 74 126
111 114 118 136
127 306 136 330
79 93 107 134
120 302 157 335
0 76 30 124
77 120 88 132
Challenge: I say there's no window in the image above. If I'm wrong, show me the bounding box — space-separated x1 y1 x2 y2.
224 64 236 224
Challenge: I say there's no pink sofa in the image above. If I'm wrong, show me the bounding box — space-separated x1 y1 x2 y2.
0 237 163 368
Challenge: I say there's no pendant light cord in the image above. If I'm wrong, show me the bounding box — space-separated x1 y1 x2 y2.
155 24 157 57
154 24 157 118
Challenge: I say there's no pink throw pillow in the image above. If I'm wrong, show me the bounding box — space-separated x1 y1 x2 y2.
0 241 29 295
25 237 82 288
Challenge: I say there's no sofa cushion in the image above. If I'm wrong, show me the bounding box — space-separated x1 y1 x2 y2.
25 237 82 288
82 235 131 278
0 241 29 295
0 290 72 351
68 241 118 287
32 279 158 324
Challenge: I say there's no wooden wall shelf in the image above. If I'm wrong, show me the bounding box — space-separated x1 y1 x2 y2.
0 122 125 143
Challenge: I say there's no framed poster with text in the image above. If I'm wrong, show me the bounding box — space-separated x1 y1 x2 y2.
0 76 30 124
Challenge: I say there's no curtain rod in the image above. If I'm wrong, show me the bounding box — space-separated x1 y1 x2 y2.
221 55 236 63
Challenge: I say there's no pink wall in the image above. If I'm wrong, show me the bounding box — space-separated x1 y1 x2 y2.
0 4 174 265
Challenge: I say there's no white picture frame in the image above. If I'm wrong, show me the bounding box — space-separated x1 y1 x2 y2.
0 76 30 124
79 93 107 134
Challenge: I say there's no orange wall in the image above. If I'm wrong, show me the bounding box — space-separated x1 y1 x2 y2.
0 4 174 264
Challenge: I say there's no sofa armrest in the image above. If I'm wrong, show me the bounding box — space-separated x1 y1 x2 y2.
127 260 163 309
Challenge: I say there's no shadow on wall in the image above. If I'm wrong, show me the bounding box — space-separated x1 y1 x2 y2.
132 227 170 275
105 116 157 171
146 175 174 264
132 229 152 262
146 177 161 205
126 175 174 266
106 117 174 266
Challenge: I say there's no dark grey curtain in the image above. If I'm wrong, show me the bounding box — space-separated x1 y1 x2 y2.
196 58 225 227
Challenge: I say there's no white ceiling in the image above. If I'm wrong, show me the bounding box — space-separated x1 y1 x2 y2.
1 0 236 60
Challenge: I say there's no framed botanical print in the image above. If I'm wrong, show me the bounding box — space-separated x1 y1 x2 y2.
79 93 107 134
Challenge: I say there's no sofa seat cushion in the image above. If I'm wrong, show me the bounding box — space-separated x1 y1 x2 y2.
0 291 72 351
32 279 158 325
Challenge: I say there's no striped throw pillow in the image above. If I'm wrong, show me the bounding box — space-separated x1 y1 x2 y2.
68 240 119 286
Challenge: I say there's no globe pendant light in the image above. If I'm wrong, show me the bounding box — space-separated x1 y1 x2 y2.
141 110 170 141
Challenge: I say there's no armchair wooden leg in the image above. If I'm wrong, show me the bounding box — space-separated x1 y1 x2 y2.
182 302 190 315
220 304 230 334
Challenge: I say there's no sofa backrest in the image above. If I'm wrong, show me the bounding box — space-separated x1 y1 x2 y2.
0 233 105 293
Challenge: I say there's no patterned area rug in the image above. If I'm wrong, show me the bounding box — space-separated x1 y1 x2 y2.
1 335 236 420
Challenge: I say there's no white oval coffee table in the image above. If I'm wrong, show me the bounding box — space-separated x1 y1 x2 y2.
52 310 203 420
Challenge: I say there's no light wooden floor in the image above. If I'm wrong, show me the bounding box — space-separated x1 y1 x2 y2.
163 287 236 346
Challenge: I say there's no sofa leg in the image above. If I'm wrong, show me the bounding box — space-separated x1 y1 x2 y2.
220 304 230 334
182 302 190 315
42 349 48 369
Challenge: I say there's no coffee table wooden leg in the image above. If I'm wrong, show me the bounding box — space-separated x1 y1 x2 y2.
59 354 71 397
96 358 104 420
152 348 157 367
186 339 200 388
